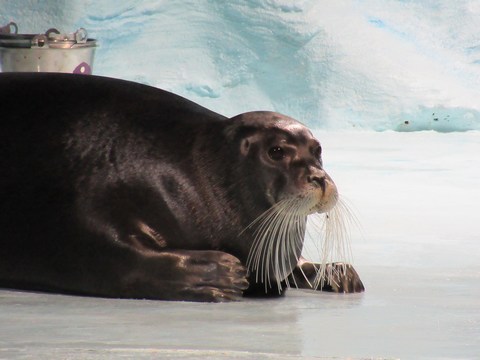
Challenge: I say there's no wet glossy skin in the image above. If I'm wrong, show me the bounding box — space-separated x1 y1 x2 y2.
0 73 363 301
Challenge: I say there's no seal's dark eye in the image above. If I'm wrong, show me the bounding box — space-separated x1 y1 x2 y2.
313 145 322 159
268 146 285 161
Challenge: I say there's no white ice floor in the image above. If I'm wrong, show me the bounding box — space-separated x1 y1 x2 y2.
1 130 479 359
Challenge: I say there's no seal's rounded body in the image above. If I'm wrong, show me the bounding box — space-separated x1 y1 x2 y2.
0 73 363 301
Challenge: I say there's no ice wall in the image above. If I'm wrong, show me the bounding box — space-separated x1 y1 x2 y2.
2 0 480 131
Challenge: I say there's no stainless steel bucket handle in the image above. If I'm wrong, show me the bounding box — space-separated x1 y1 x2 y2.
0 22 18 34
74 28 88 44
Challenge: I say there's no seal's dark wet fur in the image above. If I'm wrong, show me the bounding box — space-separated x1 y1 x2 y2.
0 73 363 301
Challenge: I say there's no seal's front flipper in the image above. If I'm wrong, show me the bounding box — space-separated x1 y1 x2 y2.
125 250 249 302
288 259 365 293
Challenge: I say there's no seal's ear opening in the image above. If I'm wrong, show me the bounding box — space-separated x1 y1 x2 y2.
240 138 251 156
238 133 262 156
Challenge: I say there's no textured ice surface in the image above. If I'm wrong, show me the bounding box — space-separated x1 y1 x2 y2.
1 131 479 359
2 0 480 131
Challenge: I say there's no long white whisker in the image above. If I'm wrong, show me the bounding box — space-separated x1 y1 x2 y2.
244 191 359 294
305 196 359 289
245 196 311 293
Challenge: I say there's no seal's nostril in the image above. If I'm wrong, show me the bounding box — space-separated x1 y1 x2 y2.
309 176 326 192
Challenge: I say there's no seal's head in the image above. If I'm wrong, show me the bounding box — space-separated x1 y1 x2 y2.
227 111 337 216
226 112 342 290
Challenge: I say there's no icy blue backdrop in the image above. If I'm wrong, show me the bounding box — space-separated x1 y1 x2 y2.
2 0 480 131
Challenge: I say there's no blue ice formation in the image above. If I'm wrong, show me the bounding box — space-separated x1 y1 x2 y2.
2 0 480 132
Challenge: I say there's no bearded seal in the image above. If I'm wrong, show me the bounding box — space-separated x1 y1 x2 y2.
0 73 364 302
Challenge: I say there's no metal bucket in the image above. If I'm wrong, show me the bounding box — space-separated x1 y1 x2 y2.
0 22 97 74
